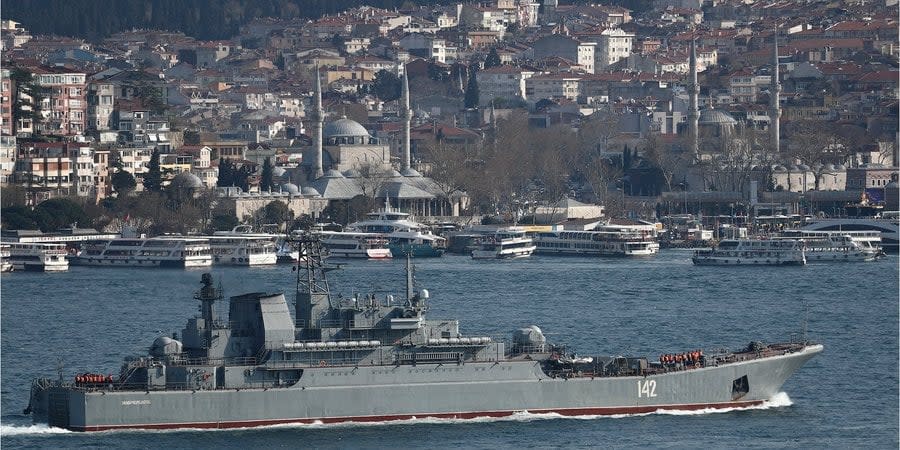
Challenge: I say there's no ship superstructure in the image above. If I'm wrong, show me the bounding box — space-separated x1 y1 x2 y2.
27 234 822 431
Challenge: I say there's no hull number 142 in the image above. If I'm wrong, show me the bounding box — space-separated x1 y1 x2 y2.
637 380 657 398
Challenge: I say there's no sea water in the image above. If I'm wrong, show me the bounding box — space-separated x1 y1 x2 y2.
1 251 897 448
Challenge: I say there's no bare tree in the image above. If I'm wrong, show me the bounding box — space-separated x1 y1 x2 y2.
419 136 472 216
641 133 690 193
784 120 848 190
352 161 393 200
579 106 621 155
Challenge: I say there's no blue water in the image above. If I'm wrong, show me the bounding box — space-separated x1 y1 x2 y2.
2 252 898 448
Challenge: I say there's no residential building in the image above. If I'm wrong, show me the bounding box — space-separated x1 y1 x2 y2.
525 73 582 102
430 39 458 63
86 81 115 131
0 135 15 183
1 68 11 135
476 65 536 106
728 71 771 103
34 67 87 136
532 35 595 74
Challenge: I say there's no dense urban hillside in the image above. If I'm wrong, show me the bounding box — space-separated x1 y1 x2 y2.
1 0 653 41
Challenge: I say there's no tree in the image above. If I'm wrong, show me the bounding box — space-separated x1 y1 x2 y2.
111 170 137 196
143 147 162 192
183 130 201 145
484 48 502 69
331 33 347 55
352 161 392 200
784 120 848 190
33 198 90 231
642 133 688 193
464 65 480 109
10 67 48 134
260 157 274 192
132 81 166 115
372 69 401 102
217 157 233 187
208 213 239 233
420 135 473 216
259 200 294 231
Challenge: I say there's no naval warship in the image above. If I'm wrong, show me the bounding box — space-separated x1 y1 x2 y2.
26 234 823 431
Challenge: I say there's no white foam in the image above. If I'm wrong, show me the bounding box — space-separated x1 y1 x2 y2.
0 424 73 436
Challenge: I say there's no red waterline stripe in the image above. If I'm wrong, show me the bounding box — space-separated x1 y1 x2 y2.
74 400 765 432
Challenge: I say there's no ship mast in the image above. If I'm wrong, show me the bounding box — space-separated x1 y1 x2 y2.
294 233 333 330
195 273 222 327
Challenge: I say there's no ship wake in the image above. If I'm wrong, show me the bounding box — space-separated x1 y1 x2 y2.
0 424 73 436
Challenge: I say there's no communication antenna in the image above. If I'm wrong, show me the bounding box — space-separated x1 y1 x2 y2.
801 301 809 343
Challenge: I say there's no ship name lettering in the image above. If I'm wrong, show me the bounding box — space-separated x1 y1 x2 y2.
637 380 657 398
122 400 151 406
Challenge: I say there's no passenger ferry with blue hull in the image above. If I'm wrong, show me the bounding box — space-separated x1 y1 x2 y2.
345 203 445 257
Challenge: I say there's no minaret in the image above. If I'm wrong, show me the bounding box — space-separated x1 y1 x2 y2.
401 66 412 172
688 35 700 160
770 29 782 155
312 66 325 179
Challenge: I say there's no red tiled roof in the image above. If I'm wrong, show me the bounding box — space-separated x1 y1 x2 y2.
856 71 899 83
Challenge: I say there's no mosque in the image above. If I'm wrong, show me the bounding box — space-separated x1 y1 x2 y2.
296 68 468 217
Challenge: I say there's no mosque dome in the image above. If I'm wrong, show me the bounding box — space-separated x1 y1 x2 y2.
273 167 286 177
172 171 203 188
281 183 300 195
343 169 361 178
324 118 370 139
698 106 737 126
301 186 321 196
324 169 345 178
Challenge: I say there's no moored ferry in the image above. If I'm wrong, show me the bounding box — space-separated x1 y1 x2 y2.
779 230 883 262
471 227 537 260
70 237 212 268
5 242 69 272
318 231 392 259
1 243 12 272
206 236 278 266
346 204 445 257
533 225 659 257
692 238 806 266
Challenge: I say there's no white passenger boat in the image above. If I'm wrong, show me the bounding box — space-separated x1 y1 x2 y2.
318 231 392 259
801 216 898 253
533 225 659 257
70 237 212 268
778 230 883 262
692 238 806 266
0 243 12 272
5 242 69 272
206 235 278 266
346 204 445 257
471 227 537 260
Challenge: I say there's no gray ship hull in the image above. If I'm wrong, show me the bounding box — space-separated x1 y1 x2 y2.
33 344 821 431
